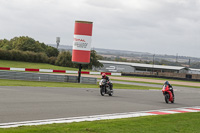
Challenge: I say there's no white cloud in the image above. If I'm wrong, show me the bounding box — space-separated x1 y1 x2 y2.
0 0 200 57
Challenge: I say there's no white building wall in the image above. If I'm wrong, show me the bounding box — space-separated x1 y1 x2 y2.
188 70 200 74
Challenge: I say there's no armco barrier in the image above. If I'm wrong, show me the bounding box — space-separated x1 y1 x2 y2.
0 70 97 84
80 77 97 84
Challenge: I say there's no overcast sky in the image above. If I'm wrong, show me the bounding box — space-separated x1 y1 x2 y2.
0 0 200 57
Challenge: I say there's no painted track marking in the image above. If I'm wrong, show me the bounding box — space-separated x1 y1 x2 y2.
0 106 200 128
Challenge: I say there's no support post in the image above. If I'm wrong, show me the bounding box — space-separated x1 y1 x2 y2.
152 54 155 74
78 64 82 83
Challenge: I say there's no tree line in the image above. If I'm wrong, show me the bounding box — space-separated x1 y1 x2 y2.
0 36 103 69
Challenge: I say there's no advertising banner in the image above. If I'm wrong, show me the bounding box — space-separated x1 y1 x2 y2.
72 20 93 64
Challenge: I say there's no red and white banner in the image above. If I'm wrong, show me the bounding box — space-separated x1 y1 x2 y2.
72 20 93 64
0 67 121 76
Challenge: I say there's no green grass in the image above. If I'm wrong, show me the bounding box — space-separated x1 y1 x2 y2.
1 59 199 85
0 79 160 90
0 60 90 71
111 75 200 83
112 79 200 88
0 112 199 133
114 83 160 90
0 79 98 88
112 79 164 85
1 59 198 88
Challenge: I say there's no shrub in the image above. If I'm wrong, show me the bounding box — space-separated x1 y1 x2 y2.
0 49 49 63
49 57 57 65
55 51 73 67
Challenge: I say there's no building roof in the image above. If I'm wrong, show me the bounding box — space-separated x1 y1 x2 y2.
99 60 186 70
189 68 200 72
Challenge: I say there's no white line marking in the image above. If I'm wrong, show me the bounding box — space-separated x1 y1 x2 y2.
160 111 181 114
0 106 199 128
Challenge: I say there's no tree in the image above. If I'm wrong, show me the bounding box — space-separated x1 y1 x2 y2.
0 39 12 50
0 36 59 57
55 51 73 67
82 50 103 69
45 46 59 57
10 36 45 52
54 50 103 69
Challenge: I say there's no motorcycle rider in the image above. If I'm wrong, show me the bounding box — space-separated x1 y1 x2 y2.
102 73 113 90
164 81 174 98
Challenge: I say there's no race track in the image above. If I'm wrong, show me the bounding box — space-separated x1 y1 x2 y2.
0 84 200 124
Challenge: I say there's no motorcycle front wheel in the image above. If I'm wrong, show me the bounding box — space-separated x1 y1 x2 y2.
100 87 105 96
165 94 169 104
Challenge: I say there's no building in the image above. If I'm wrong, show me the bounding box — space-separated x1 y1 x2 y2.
188 68 200 74
94 60 189 73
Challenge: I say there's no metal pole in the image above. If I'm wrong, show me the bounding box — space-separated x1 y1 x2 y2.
78 64 82 83
152 54 155 74
57 43 59 49
188 59 191 67
176 53 178 63
56 37 60 49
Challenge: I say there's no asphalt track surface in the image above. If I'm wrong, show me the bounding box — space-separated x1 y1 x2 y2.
0 83 200 124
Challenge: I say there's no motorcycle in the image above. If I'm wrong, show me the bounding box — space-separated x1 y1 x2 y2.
162 85 174 103
99 79 113 96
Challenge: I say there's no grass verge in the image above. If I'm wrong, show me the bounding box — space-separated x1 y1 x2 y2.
0 112 199 133
110 75 200 83
111 79 200 88
1 59 199 82
0 79 160 90
0 60 90 71
1 60 199 86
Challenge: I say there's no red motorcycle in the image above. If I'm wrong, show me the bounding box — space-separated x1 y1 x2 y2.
162 85 174 103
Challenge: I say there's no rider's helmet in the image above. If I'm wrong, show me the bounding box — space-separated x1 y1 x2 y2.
164 81 169 85
102 73 106 79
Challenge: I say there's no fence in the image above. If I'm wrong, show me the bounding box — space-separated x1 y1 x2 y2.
0 70 97 84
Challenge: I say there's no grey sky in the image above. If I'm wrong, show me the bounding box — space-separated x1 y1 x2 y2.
0 0 200 57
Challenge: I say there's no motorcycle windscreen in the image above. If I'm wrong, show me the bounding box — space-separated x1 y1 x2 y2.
162 85 166 91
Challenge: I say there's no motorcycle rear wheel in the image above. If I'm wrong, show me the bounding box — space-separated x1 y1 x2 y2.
109 91 113 96
171 97 174 103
